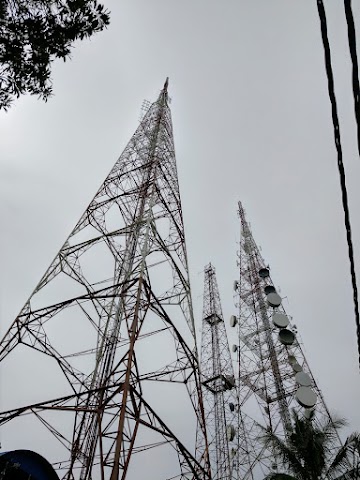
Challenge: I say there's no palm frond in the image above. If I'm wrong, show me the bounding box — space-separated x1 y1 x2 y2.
321 417 348 442
260 409 359 480
261 429 306 479
287 410 326 476
331 466 360 480
325 432 360 480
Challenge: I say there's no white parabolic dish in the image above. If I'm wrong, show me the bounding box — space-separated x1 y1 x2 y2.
278 328 295 346
288 355 297 365
296 386 317 408
227 425 235 442
292 362 303 373
267 292 282 307
295 371 312 387
273 313 290 328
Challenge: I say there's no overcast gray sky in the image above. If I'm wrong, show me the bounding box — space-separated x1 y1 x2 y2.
1 0 360 446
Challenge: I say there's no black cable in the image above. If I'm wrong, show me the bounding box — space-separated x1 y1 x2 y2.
344 0 360 159
316 0 360 370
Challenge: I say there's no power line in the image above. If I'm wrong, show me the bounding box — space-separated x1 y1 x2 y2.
343 0 360 159
316 0 360 371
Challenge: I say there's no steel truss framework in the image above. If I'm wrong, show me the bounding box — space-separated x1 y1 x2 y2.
232 201 341 479
201 264 268 480
0 80 211 480
199 265 274 480
198 264 236 480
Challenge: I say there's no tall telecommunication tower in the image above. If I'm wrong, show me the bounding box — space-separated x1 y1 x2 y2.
0 80 211 480
199 264 273 480
228 201 338 478
198 264 237 480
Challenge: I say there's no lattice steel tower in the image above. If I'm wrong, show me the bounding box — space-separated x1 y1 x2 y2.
198 264 237 480
0 80 211 480
228 201 338 478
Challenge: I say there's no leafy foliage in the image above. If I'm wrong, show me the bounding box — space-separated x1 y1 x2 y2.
262 409 360 480
0 0 110 110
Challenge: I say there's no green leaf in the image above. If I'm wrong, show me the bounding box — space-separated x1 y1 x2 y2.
0 0 110 109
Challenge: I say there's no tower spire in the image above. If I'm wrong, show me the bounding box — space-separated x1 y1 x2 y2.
156 77 169 106
163 76 169 92
0 85 210 480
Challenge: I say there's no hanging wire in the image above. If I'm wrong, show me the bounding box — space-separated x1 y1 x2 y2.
343 0 360 159
316 0 360 370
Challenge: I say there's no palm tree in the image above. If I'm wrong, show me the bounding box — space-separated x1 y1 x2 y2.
262 409 360 480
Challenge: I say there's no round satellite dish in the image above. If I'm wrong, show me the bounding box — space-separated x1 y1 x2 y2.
267 292 282 307
233 280 239 291
259 268 270 278
292 362 303 373
230 315 237 327
264 285 276 295
232 344 238 353
229 402 235 412
226 425 236 442
296 386 317 408
288 355 297 365
272 313 289 329
278 329 295 346
295 371 312 387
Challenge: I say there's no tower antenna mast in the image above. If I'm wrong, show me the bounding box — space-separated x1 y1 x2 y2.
229 201 340 477
198 264 236 480
0 80 211 480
